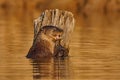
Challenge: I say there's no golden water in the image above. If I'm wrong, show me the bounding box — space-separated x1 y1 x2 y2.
0 8 120 80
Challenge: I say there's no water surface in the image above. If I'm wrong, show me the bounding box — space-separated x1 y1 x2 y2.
0 8 120 80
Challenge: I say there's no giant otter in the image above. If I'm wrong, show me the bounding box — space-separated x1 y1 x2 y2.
26 26 67 59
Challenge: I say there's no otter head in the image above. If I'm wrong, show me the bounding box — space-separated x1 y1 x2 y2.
40 26 63 42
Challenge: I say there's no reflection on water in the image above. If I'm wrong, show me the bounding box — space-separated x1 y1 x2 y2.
0 7 120 80
31 58 69 80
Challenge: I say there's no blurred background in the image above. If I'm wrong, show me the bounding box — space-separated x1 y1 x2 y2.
0 0 120 80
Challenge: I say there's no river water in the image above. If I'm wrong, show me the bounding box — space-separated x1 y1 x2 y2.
0 8 120 80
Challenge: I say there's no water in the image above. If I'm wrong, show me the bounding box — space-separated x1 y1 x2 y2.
0 8 120 80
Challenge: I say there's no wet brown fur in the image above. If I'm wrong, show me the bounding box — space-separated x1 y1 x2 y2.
27 39 52 58
26 26 64 59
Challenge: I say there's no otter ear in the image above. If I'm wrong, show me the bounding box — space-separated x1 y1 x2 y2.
40 28 46 34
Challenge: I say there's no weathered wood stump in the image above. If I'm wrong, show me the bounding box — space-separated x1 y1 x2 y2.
26 9 75 58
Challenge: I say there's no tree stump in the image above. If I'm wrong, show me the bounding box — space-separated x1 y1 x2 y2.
27 9 75 58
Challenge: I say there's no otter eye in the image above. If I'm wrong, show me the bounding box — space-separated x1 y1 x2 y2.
58 35 61 37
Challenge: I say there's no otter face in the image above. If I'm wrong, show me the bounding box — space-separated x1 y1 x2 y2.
51 31 63 41
40 26 63 41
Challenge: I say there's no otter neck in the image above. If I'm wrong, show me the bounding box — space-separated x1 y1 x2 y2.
40 33 55 54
